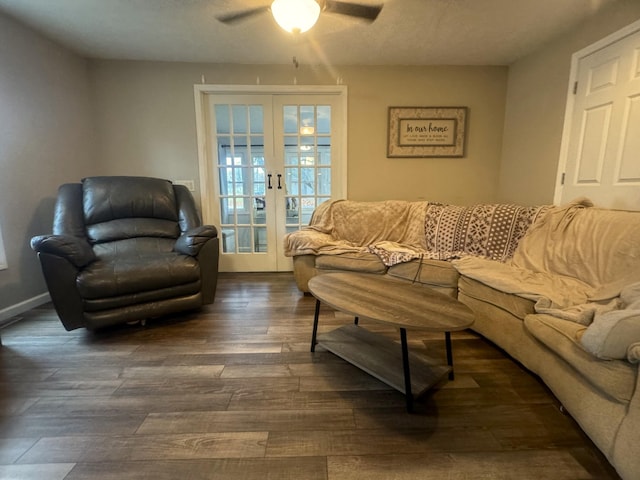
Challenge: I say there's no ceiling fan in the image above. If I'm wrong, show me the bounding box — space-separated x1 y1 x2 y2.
217 0 383 34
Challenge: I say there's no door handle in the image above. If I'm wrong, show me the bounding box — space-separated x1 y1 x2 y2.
277 174 282 190
267 173 273 189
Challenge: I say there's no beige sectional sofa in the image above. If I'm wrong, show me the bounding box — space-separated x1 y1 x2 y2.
284 199 640 480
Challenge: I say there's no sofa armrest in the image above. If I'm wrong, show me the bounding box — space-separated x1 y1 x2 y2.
174 225 218 256
30 235 96 268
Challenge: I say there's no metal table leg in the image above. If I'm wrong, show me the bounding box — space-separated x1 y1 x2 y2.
310 299 321 352
400 328 413 413
445 331 454 380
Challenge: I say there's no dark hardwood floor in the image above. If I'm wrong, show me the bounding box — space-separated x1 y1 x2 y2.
0 272 621 479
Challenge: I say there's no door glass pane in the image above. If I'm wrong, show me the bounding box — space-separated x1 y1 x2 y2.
283 106 298 133
237 226 251 252
249 106 263 134
286 196 299 223
318 136 331 165
254 227 267 253
232 105 247 134
301 168 315 194
317 106 331 134
318 167 331 195
215 105 230 134
285 167 299 195
300 106 314 131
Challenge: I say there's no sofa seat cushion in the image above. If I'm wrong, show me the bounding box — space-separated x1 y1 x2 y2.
458 275 535 321
78 253 200 298
387 258 459 289
525 314 636 403
315 252 387 274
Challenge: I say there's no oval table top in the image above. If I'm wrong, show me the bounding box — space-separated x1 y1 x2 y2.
308 272 474 332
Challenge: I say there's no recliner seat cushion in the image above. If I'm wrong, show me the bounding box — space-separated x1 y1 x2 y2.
77 253 199 298
83 282 201 311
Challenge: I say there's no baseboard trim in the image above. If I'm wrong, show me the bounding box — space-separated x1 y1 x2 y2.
0 293 51 325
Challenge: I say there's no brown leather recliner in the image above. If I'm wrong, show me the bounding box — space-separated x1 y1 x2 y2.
31 176 219 331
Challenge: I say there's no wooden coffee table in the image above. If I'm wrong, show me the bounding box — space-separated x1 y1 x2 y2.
309 272 474 412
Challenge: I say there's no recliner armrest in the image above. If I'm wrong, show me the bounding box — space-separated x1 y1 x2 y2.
174 225 218 256
30 234 96 268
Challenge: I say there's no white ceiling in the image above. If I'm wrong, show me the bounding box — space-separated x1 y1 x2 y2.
0 0 620 66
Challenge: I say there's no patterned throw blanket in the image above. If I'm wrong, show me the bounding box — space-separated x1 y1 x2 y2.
422 203 551 262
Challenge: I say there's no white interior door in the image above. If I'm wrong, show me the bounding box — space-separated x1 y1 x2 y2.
556 21 640 210
197 87 347 272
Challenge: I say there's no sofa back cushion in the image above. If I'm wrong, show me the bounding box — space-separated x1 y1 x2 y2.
310 200 428 249
513 200 640 294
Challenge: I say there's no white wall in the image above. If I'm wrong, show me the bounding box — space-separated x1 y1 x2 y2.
498 0 640 205
0 12 96 316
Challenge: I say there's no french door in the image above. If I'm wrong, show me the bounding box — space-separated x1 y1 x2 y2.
195 86 347 272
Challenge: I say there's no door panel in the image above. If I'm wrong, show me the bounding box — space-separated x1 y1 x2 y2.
210 95 276 271
274 97 343 269
558 25 640 210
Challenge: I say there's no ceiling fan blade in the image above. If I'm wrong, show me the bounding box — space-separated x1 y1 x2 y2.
216 6 270 25
323 1 383 21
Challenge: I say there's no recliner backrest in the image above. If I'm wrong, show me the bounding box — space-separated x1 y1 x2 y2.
83 176 180 243
52 176 203 260
84 176 183 259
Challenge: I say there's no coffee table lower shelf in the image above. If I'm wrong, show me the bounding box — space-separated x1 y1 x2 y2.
317 324 451 399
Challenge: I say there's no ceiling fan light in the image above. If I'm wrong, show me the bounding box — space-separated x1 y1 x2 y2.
271 0 321 33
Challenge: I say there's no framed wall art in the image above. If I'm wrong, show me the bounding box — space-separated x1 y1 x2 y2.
387 106 467 158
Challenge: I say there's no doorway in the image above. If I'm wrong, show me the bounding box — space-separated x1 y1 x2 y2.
194 85 347 272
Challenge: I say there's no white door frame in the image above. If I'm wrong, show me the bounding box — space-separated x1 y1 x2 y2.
193 84 348 225
554 18 640 205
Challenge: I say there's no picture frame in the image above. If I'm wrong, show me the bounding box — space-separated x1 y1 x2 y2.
387 106 467 157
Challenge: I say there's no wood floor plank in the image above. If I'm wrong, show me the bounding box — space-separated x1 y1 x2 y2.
0 414 146 437
137 408 356 434
0 272 621 479
63 457 328 480
115 376 301 396
23 393 232 415
18 432 268 463
0 463 75 480
227 389 407 411
266 427 502 457
327 450 606 480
